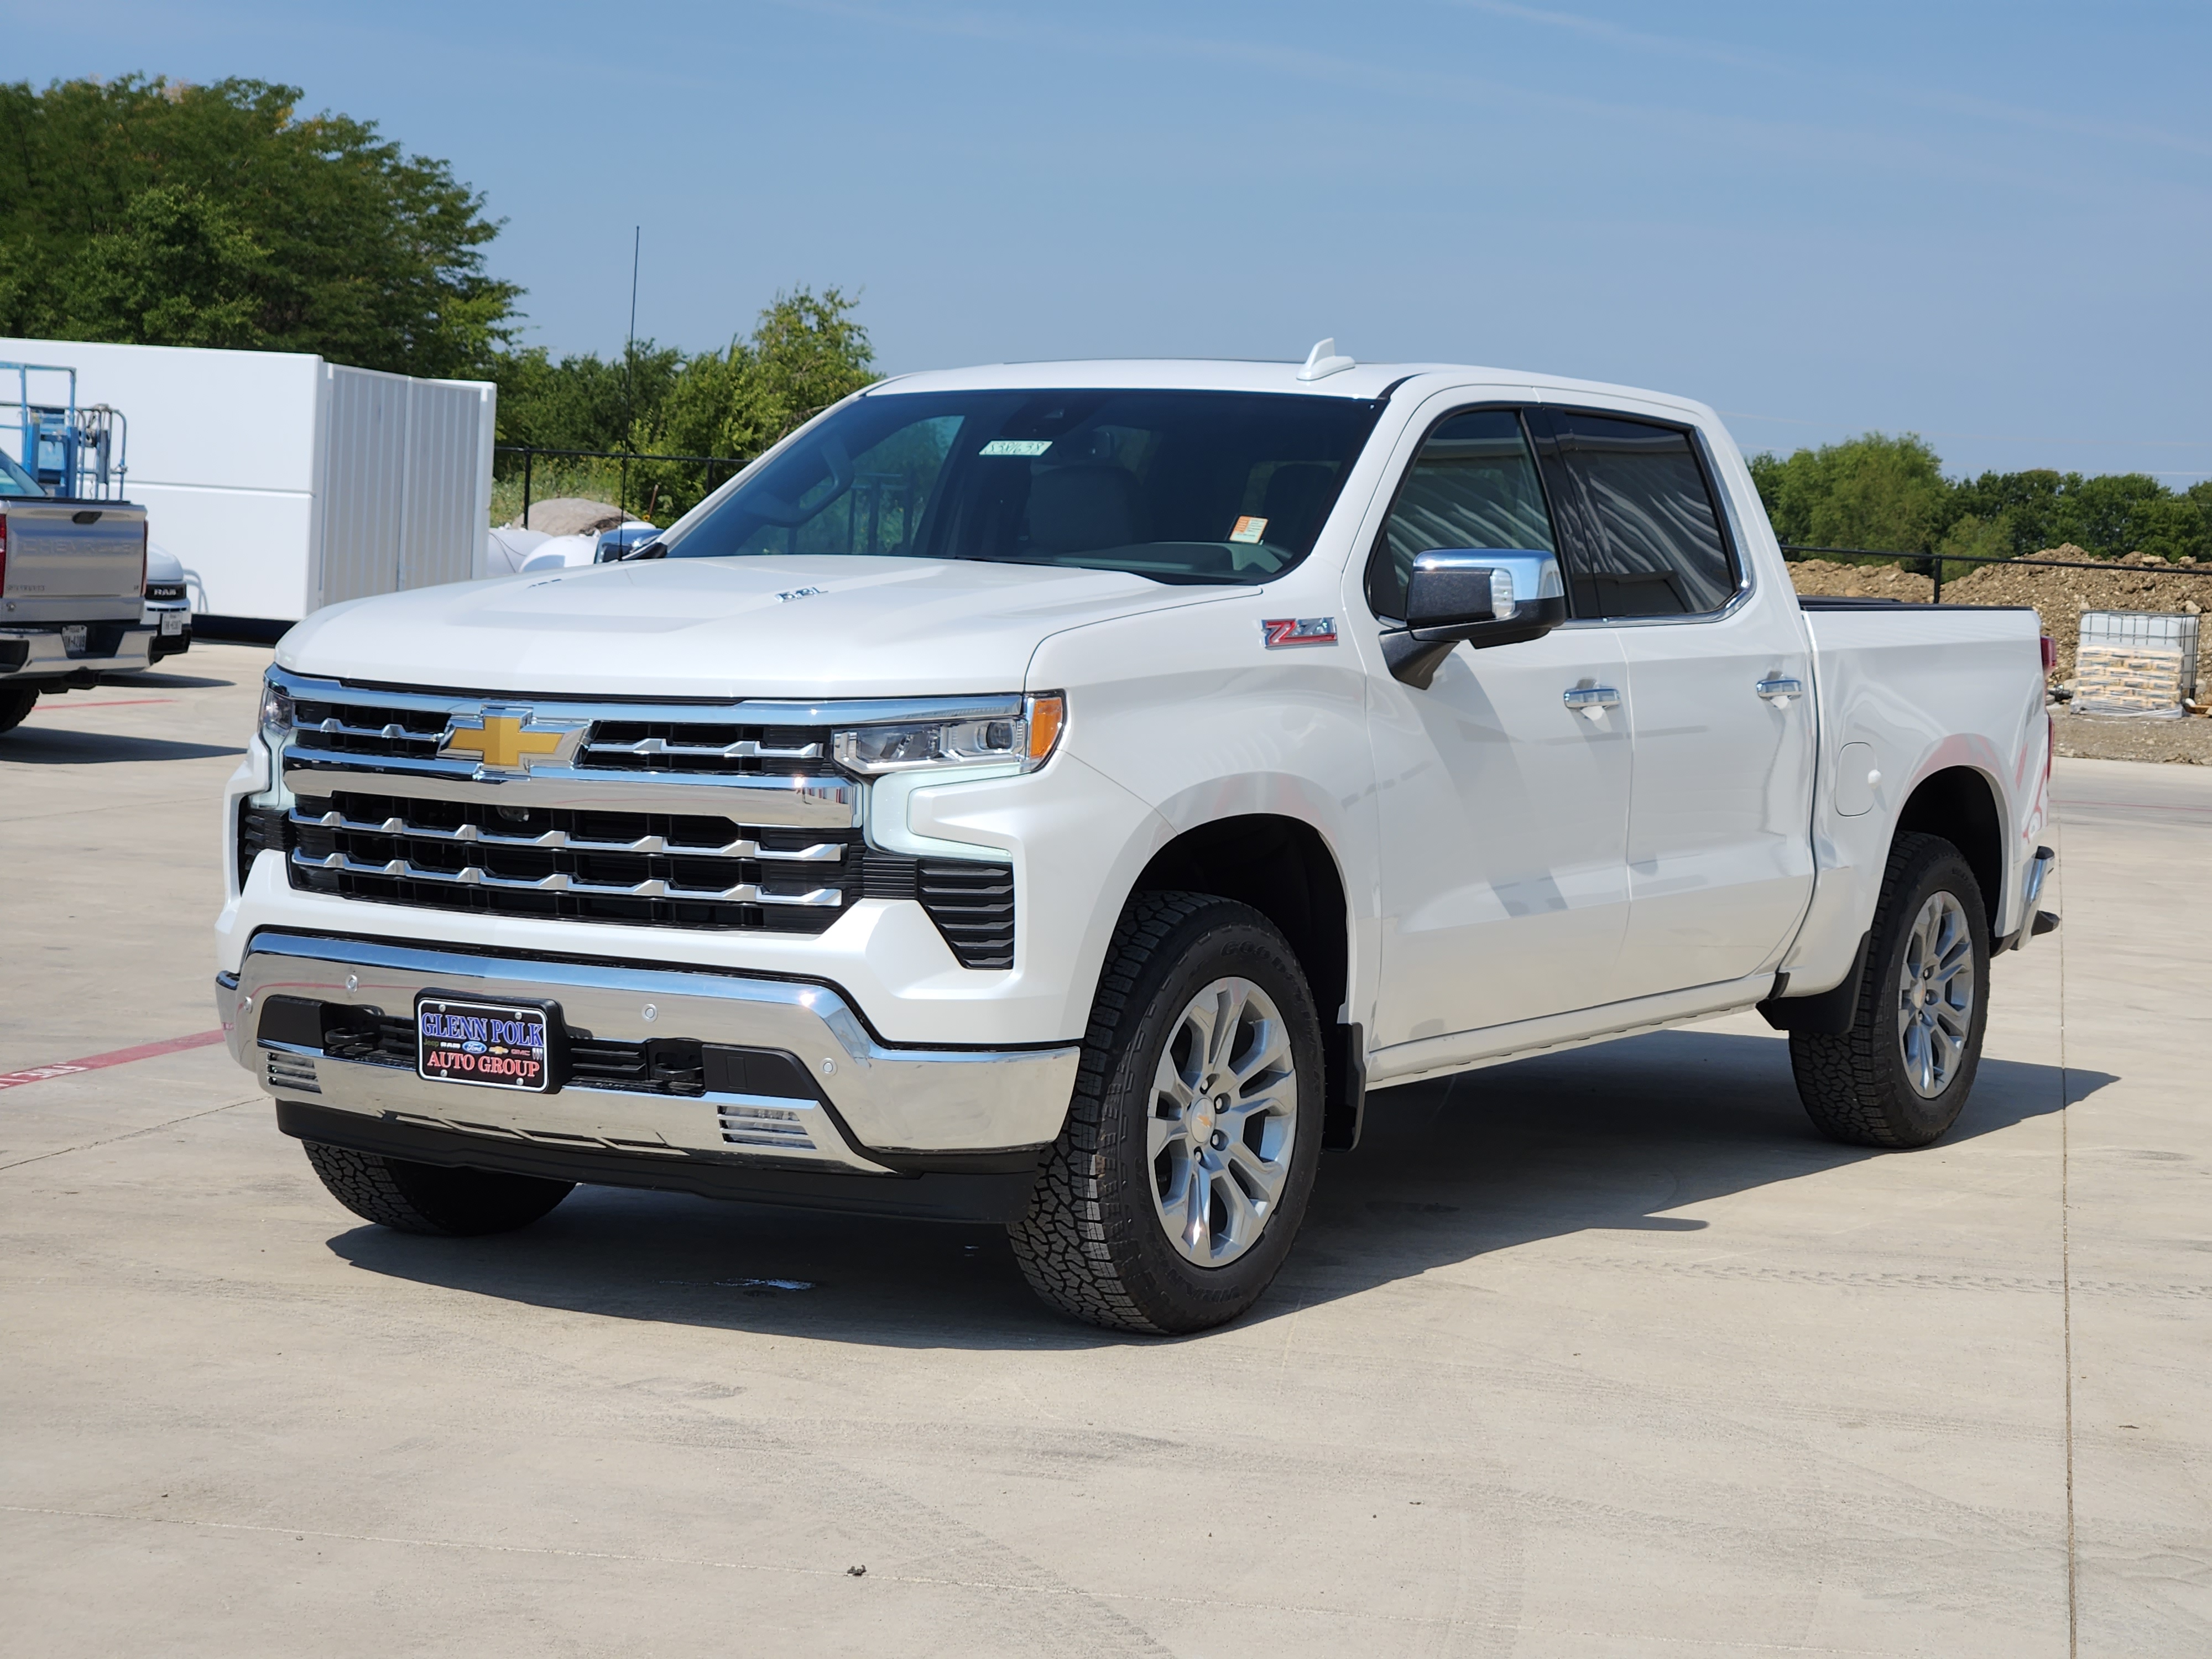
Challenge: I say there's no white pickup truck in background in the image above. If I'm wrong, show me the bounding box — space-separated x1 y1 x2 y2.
216 349 2057 1333
0 443 155 734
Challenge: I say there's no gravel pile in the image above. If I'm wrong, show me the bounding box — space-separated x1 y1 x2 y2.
1787 547 2211 692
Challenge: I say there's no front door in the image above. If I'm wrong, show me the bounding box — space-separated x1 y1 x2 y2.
1532 409 1817 998
1365 406 1634 1044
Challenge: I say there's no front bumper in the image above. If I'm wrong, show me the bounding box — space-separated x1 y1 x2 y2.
221 931 1081 1174
1 623 155 680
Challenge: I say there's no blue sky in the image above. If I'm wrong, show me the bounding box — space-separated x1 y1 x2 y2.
12 0 2210 479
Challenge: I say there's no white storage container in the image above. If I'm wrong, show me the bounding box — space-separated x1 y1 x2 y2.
0 336 494 629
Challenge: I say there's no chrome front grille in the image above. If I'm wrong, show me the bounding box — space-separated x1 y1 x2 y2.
290 791 862 933
260 670 1017 963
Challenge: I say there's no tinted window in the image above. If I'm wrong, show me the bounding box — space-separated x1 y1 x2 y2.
663 390 1383 583
1551 414 1735 617
1366 409 1556 619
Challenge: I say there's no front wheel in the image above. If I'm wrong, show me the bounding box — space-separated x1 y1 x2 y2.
1790 832 1991 1148
302 1141 573 1235
1009 893 1324 1334
0 687 37 735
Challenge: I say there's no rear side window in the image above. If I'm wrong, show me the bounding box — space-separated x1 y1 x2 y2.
1546 413 1737 617
1365 409 1557 620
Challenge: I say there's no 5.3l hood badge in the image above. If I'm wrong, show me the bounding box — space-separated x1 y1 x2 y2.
438 707 589 775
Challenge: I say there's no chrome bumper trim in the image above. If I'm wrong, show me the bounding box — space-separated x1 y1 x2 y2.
2012 845 2056 951
221 931 1079 1158
1 625 155 677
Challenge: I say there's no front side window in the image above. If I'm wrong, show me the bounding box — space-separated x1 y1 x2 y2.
1547 413 1737 617
661 389 1384 583
1366 409 1557 620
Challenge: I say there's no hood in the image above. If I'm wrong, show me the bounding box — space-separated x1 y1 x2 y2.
278 554 1237 698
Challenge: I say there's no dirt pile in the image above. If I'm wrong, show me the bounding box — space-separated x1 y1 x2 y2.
514 497 625 538
1788 547 2210 692
1785 558 1933 602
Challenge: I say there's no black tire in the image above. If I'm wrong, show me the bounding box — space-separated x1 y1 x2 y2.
0 687 37 735
301 1141 573 1235
1790 832 1991 1149
1008 892 1324 1334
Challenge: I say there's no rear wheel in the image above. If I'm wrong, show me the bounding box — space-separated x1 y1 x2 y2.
0 687 37 734
302 1141 573 1235
1009 893 1323 1334
1790 832 1991 1148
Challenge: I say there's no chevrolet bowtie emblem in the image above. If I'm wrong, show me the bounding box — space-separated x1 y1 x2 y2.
437 707 588 775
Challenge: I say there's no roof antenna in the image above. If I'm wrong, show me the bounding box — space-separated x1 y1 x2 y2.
1297 338 1356 382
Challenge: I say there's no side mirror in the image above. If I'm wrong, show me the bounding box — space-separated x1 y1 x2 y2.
1384 549 1568 688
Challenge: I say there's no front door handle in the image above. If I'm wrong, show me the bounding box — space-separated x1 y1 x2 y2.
1757 676 1805 706
1563 686 1621 721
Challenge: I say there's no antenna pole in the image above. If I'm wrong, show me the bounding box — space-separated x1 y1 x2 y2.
623 226 640 517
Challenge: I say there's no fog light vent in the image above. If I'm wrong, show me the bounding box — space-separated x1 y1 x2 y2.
265 1052 321 1096
717 1098 815 1150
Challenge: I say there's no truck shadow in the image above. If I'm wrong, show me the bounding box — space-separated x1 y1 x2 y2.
325 1027 2110 1349
0 728 243 764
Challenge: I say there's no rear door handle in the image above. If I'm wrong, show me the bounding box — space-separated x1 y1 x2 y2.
1757 677 1804 706
1563 686 1621 721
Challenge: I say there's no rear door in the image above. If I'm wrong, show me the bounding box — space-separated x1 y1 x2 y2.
1365 404 1634 1040
1530 409 1815 998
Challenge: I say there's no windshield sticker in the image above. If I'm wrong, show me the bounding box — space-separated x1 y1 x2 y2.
1229 515 1269 544
980 439 1053 457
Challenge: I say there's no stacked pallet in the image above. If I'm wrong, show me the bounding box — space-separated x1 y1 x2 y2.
2073 643 2191 716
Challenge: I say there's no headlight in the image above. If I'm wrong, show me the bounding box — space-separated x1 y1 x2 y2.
259 674 294 750
834 692 1065 775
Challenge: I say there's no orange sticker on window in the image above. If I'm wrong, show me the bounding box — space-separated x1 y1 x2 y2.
1229 515 1268 544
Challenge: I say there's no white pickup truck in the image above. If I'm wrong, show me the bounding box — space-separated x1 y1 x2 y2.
216 350 2057 1333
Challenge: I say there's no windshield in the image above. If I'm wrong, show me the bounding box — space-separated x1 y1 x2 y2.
0 447 44 498
660 389 1385 582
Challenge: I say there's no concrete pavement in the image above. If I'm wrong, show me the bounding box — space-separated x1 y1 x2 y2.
1 650 2205 1656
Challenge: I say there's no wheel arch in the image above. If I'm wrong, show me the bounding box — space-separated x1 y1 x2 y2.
1127 812 1364 1147
1895 764 2005 931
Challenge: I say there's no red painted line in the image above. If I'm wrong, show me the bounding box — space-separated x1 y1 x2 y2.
36 697 178 711
0 1029 227 1091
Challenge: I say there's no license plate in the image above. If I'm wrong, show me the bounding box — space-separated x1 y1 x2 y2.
416 995 562 1092
62 624 87 654
160 611 185 635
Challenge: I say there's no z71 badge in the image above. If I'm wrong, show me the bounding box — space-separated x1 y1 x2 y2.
1260 617 1338 649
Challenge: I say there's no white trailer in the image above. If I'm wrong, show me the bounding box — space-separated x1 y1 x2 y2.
0 337 495 631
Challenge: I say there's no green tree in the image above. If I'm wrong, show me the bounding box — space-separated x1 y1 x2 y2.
0 75 517 377
57 185 274 349
1747 432 1953 555
630 288 876 517
492 341 684 453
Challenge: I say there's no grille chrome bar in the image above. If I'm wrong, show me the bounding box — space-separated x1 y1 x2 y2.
283 757 856 826
587 735 823 761
269 666 1021 729
286 805 844 862
291 847 844 907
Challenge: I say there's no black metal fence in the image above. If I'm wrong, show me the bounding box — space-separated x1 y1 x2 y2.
495 444 750 527
1778 543 2212 604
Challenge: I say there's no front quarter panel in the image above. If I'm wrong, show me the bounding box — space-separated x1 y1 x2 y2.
1023 589 1381 1030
